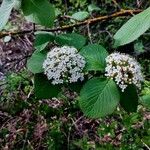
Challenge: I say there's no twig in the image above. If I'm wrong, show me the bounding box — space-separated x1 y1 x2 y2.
99 30 113 38
0 9 142 38
22 129 28 150
141 139 150 150
136 0 142 8
87 23 92 43
71 116 84 131
67 127 71 150
0 111 12 118
27 87 33 99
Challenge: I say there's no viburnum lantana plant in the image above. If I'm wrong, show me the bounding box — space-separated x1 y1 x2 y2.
27 32 144 118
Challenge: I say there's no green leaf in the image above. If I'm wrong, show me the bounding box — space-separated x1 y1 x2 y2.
114 7 150 47
27 52 46 74
120 85 138 112
0 0 16 30
80 44 108 71
55 8 61 17
3 35 11 43
55 33 86 49
68 81 85 93
79 78 120 118
71 11 89 21
34 31 55 52
88 4 100 12
134 41 144 54
140 94 150 108
14 0 22 10
21 0 55 27
34 74 61 99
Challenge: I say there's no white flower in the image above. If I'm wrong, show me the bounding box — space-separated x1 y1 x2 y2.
105 52 144 92
43 46 86 85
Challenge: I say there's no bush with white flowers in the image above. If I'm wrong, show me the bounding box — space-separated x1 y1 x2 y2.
43 46 86 85
105 52 144 92
27 32 145 118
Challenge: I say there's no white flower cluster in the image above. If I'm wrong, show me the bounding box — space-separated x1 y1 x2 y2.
43 46 86 85
105 52 144 92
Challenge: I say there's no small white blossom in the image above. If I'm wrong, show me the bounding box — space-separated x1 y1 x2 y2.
43 46 86 85
105 52 144 92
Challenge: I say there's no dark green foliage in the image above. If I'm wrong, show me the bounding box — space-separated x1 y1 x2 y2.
68 81 85 93
55 33 87 49
34 31 55 52
120 85 138 112
34 74 61 99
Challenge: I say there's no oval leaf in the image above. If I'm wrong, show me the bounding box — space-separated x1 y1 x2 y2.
0 0 15 30
134 41 144 54
80 44 108 71
34 74 61 99
55 33 86 49
71 11 89 21
14 0 22 10
21 0 55 27
27 52 46 74
3 35 11 43
140 94 150 108
88 4 100 12
79 78 120 118
120 84 138 112
114 7 150 47
34 31 55 52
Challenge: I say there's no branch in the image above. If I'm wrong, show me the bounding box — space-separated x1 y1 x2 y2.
141 140 150 150
0 9 142 38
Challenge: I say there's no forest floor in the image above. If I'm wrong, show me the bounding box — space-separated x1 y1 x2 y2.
0 1 150 150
